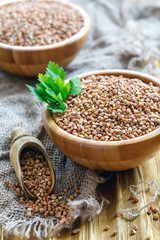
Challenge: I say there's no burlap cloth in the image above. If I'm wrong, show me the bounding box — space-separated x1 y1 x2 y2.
0 0 160 238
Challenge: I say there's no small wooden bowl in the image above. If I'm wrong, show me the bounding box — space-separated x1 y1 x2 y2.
42 70 160 171
0 0 91 77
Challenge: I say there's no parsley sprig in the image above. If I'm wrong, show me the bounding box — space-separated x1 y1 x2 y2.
26 61 82 112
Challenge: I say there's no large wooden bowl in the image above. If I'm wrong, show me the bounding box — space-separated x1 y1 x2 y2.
42 70 160 171
0 0 91 77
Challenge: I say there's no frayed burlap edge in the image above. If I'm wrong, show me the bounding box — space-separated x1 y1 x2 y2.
0 196 104 239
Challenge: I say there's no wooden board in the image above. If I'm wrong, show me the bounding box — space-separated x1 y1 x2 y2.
1 152 160 240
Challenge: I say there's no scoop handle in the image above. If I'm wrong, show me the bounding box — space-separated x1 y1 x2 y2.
11 126 27 141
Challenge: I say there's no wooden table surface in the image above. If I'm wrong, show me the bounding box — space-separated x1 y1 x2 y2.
1 151 160 240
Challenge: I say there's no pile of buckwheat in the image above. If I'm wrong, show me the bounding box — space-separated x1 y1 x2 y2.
54 75 160 141
7 149 80 224
0 0 84 46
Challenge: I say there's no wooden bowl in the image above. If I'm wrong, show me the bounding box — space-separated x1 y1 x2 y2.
42 70 160 171
0 0 91 77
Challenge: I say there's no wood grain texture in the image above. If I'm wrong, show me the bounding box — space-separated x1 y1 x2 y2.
0 0 91 77
10 126 56 199
42 70 160 171
1 153 160 240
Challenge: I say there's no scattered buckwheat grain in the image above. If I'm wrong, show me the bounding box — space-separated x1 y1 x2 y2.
129 194 135 200
133 225 138 231
115 211 122 218
131 229 136 235
153 214 158 220
113 230 118 236
104 225 110 231
150 206 154 211
153 207 158 213
146 236 152 240
71 229 80 235
12 180 80 222
133 197 140 203
4 181 9 186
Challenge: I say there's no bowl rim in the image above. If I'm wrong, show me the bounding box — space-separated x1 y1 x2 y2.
42 69 160 147
0 0 91 51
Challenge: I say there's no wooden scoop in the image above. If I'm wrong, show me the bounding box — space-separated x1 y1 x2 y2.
10 126 55 199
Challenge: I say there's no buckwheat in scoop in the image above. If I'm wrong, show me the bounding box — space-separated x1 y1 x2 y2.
54 75 160 141
10 148 81 221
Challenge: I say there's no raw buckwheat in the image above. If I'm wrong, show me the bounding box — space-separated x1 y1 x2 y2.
10 148 81 223
54 75 160 141
0 0 84 46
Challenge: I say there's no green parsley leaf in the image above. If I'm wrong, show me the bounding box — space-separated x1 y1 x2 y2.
46 61 66 81
26 85 48 103
47 103 66 112
69 77 82 95
26 61 82 112
63 82 71 100
45 88 59 102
